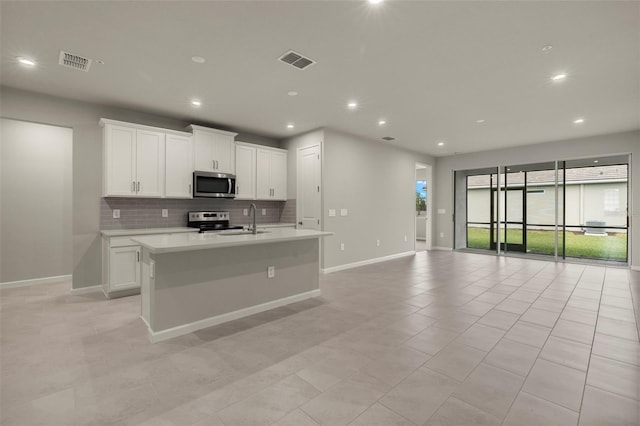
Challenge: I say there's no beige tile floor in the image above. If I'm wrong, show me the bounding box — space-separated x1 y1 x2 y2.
1 251 639 426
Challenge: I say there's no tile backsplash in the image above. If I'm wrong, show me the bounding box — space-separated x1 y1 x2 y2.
101 198 296 230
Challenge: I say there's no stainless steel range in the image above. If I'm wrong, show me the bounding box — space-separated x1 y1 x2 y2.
188 211 244 233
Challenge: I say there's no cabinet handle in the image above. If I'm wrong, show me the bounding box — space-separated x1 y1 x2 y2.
132 181 135 192
137 181 140 192
188 183 192 194
212 160 215 170
216 160 219 169
137 251 140 262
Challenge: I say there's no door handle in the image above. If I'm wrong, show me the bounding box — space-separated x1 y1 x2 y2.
298 221 303 226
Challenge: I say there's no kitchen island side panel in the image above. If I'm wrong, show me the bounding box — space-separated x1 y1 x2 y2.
149 239 319 332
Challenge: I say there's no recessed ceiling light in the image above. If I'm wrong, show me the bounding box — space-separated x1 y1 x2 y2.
17 57 36 67
347 101 358 109
378 120 386 126
368 0 384 4
573 118 585 124
593 160 599 163
551 73 567 82
191 56 205 64
542 45 553 53
191 99 202 107
287 123 294 129
287 91 298 97
476 119 485 124
437 141 445 147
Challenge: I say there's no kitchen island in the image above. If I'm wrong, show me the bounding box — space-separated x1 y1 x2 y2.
132 228 331 342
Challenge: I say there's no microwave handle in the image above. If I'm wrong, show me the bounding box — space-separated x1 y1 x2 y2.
228 178 232 194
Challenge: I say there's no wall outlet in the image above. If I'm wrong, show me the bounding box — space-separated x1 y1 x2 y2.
328 209 336 217
376 239 380 247
243 209 248 216
340 208 348 216
340 243 345 251
440 232 444 238
261 208 266 216
404 235 407 242
162 209 168 218
267 266 275 278
113 209 120 219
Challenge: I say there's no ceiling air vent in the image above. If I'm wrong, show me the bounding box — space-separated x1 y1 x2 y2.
58 50 92 72
382 136 396 141
279 50 316 70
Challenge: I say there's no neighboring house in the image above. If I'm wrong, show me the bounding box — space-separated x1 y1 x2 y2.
466 165 628 232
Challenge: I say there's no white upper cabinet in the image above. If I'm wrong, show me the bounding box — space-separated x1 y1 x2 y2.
235 143 256 200
165 134 193 198
256 147 288 201
102 120 165 198
189 125 237 174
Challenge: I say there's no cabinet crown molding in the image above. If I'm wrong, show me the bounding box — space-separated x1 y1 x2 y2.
99 118 191 137
187 124 238 137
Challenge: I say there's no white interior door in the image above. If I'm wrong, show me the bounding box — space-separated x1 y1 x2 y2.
297 145 321 230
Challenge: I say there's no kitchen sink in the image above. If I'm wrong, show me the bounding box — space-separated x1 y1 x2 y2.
219 230 270 236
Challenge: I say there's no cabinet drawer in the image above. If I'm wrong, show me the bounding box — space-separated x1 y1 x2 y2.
109 237 138 248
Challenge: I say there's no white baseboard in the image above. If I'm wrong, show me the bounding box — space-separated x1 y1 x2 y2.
0 274 71 289
631 265 640 272
322 251 415 274
432 246 453 251
70 285 103 295
146 289 321 343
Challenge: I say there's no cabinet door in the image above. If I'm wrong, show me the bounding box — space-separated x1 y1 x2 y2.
135 129 165 197
213 133 235 173
256 149 272 199
104 125 136 196
235 144 256 199
270 151 288 200
165 134 193 198
193 130 214 171
109 246 141 291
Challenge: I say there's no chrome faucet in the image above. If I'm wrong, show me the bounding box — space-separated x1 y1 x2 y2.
249 203 257 234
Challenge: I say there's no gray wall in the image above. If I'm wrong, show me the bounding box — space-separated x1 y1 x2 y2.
435 130 640 267
318 129 433 269
0 118 73 283
0 86 280 289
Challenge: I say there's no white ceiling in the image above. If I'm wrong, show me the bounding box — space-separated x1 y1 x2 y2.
1 1 638 157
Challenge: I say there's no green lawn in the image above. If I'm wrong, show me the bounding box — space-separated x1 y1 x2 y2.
467 227 627 261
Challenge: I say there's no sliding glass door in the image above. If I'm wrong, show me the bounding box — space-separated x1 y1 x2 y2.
460 155 629 264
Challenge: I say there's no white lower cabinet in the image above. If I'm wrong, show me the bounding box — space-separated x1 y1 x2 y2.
109 245 141 291
102 236 142 297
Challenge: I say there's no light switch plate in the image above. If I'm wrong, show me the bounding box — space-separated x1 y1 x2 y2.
340 209 348 216
162 209 168 218
113 209 120 219
243 209 248 216
329 209 336 217
437 209 446 214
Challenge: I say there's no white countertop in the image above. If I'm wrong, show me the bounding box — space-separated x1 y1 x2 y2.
132 228 332 254
100 223 296 238
100 227 198 237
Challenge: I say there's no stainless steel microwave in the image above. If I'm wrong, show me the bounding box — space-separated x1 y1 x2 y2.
193 171 236 198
